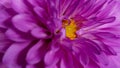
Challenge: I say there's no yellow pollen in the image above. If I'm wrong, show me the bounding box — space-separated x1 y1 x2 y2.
62 19 77 40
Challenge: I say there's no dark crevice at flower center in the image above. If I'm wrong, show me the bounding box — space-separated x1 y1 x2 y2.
62 19 79 40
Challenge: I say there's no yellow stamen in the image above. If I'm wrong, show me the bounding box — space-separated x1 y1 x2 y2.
62 19 77 40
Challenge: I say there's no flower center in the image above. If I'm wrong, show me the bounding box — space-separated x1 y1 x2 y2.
62 19 78 40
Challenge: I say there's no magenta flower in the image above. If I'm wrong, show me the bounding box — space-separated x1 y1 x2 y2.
0 0 120 68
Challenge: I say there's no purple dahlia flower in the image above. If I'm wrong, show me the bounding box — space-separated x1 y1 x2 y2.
0 0 120 68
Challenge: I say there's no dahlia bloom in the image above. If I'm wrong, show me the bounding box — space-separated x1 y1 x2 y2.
0 0 120 68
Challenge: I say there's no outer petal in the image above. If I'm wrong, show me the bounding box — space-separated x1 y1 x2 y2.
12 14 38 33
34 6 48 23
96 1 116 18
26 64 35 68
44 47 60 66
11 0 29 13
5 29 28 42
96 53 109 66
0 32 11 52
86 59 100 68
45 64 58 68
0 9 10 28
3 41 31 68
26 40 48 65
27 0 46 7
110 53 120 68
60 51 74 68
0 0 12 8
79 49 89 66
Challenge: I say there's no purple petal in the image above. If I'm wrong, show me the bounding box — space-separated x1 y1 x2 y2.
63 0 80 17
45 64 57 68
84 0 107 17
0 31 9 42
46 0 57 17
73 45 89 66
31 27 48 39
96 53 109 65
3 41 31 68
5 29 27 42
99 43 117 55
93 32 119 40
12 14 38 32
86 59 100 68
76 38 101 54
0 32 11 52
0 0 12 8
109 53 120 68
0 9 10 28
78 0 96 17
44 47 60 66
60 52 74 68
96 1 116 18
27 0 40 7
99 17 116 23
100 59 118 68
61 0 72 15
26 40 44 65
34 6 48 23
26 64 35 68
28 0 46 7
11 0 29 13
79 49 89 66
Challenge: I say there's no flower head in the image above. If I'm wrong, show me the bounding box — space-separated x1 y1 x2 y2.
0 0 120 68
